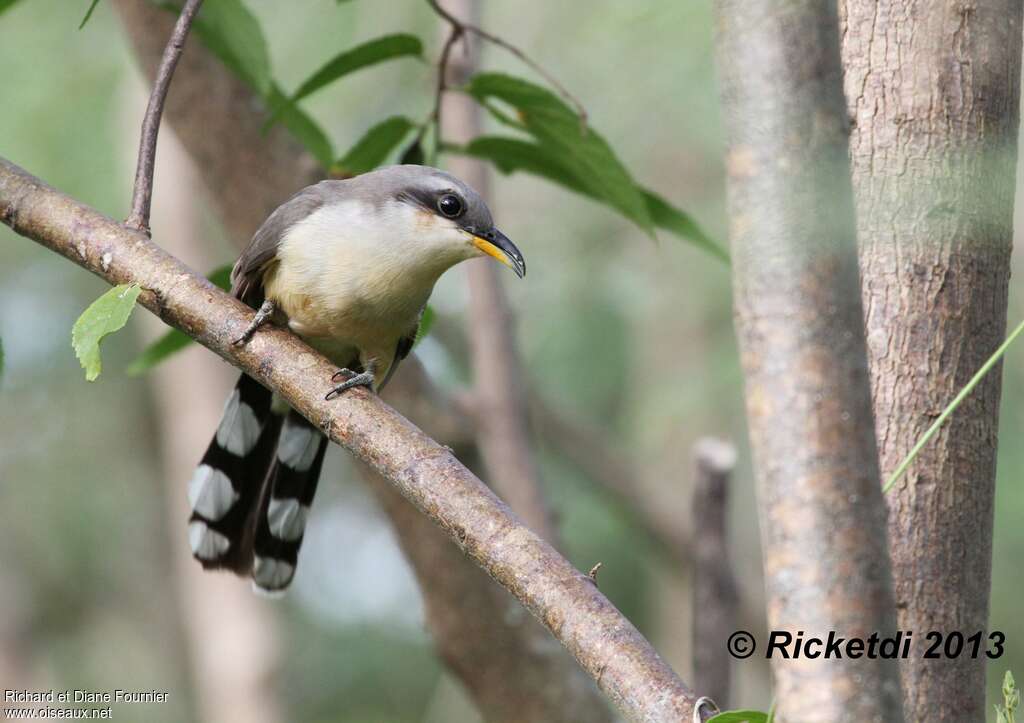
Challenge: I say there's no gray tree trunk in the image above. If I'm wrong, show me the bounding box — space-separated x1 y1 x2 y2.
715 1 903 719
839 3 1022 719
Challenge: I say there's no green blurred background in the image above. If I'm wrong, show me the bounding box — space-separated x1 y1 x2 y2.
0 1 1020 721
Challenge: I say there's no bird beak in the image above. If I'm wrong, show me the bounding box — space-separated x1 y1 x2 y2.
471 228 526 278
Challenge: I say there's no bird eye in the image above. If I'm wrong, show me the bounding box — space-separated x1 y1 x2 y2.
437 193 464 218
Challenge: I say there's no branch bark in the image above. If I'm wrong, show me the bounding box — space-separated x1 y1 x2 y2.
691 438 737 710
439 0 557 541
714 1 903 719
125 0 203 234
1 155 701 722
839 3 1022 719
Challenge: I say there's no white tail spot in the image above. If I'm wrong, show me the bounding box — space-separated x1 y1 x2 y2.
267 498 309 541
252 555 295 592
188 465 239 521
216 389 262 456
277 418 319 471
189 521 230 560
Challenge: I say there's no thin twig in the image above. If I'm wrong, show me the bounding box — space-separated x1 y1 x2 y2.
125 0 204 235
427 24 464 165
425 0 588 125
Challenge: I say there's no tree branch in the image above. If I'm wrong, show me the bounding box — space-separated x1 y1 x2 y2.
124 0 203 234
691 438 737 710
0 156 703 723
714 0 903 719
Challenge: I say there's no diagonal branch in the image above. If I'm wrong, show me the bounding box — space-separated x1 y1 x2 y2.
125 0 203 234
0 157 703 723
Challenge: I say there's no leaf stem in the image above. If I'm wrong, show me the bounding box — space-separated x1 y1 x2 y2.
884 316 1024 493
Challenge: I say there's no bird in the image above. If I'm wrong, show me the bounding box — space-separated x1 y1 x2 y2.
186 164 525 595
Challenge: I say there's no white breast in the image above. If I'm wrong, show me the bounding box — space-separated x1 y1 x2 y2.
263 199 461 368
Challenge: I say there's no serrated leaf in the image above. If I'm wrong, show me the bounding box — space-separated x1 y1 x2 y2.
455 136 728 262
334 116 414 176
267 84 334 168
73 284 142 382
292 34 423 105
466 72 653 233
707 711 769 723
127 265 232 376
158 0 271 96
78 0 100 29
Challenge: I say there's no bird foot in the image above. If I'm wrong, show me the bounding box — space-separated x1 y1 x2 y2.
233 299 276 346
326 369 375 399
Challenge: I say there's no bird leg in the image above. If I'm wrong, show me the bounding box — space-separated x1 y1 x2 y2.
233 299 276 346
326 365 375 399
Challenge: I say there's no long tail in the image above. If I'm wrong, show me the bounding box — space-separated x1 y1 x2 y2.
188 374 327 594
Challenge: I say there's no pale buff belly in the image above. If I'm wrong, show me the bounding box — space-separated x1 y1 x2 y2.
261 262 425 385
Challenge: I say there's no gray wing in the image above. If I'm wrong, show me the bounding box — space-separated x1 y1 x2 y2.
230 181 348 304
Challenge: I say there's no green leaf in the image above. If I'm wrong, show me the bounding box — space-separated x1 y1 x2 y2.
126 265 231 376
0 335 4 380
291 34 424 105
465 72 653 233
72 284 142 382
334 116 414 176
78 0 100 29
159 0 272 96
707 711 769 723
454 136 728 262
267 84 334 168
0 0 24 16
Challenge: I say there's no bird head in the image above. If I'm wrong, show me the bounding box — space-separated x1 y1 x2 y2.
356 164 525 279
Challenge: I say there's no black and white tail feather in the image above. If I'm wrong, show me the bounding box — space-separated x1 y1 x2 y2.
188 373 328 596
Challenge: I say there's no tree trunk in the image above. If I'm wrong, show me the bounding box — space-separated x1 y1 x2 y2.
714 1 903 719
839 2 1022 719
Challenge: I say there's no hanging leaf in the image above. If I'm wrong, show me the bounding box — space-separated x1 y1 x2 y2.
189 0 272 96
266 84 334 168
72 284 142 382
291 34 423 105
333 116 414 177
78 0 100 28
465 72 653 234
454 136 727 262
127 265 232 376
156 1 334 168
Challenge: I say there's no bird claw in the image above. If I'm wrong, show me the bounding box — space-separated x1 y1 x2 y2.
326 369 375 399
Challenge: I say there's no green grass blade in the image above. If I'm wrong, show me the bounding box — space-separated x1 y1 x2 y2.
884 316 1024 493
